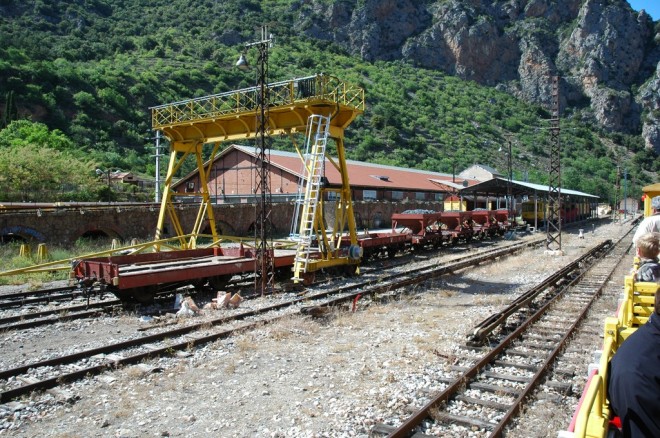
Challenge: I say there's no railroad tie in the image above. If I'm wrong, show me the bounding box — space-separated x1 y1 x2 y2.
455 394 511 411
469 381 521 397
431 411 495 430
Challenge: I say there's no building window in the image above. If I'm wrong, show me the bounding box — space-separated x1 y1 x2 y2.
435 193 443 201
186 182 195 192
363 189 377 200
415 192 426 200
392 191 403 200
327 191 339 201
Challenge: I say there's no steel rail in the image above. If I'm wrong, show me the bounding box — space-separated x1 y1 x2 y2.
468 240 609 343
386 234 631 437
488 240 630 437
0 305 121 331
0 286 84 309
0 239 542 402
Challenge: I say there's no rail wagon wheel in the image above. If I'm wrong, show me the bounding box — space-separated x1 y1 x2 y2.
208 275 232 290
301 272 315 285
387 247 397 258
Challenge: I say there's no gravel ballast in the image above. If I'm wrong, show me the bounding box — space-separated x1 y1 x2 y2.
0 220 634 437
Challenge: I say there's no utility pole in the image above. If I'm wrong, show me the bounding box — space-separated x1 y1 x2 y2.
546 75 562 252
500 135 514 224
154 130 165 203
237 25 274 296
623 168 628 219
614 165 621 221
146 129 167 203
506 138 513 223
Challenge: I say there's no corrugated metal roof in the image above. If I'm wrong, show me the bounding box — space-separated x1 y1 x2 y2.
233 145 476 192
509 179 599 198
461 177 599 199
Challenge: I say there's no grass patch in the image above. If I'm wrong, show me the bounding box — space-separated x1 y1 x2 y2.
0 238 140 286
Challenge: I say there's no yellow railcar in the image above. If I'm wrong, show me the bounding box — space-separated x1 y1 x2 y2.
520 199 591 227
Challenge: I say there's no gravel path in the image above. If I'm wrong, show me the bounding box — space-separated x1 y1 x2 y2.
0 220 634 437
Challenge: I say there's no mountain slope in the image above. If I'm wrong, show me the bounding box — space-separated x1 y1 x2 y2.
300 0 660 151
0 0 657 203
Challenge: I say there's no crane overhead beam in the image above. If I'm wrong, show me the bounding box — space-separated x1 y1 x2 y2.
152 74 364 142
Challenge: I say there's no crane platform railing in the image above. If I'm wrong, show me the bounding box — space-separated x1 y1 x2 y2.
151 74 364 129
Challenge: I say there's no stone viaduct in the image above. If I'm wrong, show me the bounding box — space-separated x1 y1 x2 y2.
0 200 443 247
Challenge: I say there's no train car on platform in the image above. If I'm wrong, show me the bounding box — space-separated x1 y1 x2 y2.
521 199 591 228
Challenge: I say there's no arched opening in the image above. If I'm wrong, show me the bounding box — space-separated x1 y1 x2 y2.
74 228 122 250
201 223 222 236
0 233 28 245
79 229 111 240
0 226 45 245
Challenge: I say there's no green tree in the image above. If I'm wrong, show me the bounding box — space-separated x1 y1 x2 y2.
0 121 101 201
0 120 74 151
0 143 102 201
1 90 18 128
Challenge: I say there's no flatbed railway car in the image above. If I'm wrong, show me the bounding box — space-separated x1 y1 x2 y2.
72 246 298 302
341 231 409 260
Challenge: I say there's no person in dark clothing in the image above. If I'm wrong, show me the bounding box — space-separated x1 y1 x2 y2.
608 287 660 437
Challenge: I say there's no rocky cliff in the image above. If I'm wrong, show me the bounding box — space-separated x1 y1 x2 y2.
295 0 660 153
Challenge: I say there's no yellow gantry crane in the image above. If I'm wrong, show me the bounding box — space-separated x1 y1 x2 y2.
150 73 365 280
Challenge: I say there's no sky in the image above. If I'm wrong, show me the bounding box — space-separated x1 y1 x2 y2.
627 0 660 20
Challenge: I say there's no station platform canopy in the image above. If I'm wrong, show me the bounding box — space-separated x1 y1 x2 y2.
459 177 599 200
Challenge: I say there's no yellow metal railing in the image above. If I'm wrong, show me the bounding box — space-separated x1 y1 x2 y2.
569 275 659 438
573 374 608 438
151 74 365 129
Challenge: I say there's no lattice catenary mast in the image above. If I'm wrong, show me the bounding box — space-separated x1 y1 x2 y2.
546 75 562 251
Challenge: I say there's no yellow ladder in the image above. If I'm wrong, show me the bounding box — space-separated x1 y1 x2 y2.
292 114 330 277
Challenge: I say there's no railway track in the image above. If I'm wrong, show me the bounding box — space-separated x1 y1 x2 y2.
0 289 180 331
0 237 544 403
0 301 122 331
0 285 87 310
372 233 632 437
0 236 536 333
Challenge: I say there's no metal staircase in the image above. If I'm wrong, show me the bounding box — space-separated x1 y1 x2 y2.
291 114 331 277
